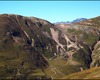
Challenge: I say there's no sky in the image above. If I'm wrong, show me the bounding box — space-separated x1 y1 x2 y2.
0 1 100 23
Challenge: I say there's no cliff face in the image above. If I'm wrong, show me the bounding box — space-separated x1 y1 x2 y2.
90 41 100 67
0 14 100 79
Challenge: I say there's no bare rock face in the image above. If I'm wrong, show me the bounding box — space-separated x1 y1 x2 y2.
0 14 100 79
91 41 100 67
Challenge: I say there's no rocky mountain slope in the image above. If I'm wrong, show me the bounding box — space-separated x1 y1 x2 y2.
55 16 100 78
0 14 100 79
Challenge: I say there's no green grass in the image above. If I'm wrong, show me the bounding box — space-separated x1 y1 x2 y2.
67 28 84 35
44 56 83 79
84 34 98 46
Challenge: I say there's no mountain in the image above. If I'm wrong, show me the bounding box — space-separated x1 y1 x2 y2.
54 21 71 24
71 18 87 23
54 18 87 24
0 14 100 79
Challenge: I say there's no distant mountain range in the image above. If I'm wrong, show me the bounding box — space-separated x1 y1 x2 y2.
55 18 87 24
72 18 87 23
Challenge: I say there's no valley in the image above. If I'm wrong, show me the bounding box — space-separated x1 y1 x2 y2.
0 14 100 79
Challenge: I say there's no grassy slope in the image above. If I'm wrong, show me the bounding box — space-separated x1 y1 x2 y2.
0 14 51 79
62 67 100 79
44 56 83 79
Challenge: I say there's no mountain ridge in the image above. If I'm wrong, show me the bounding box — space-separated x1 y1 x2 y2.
0 14 100 79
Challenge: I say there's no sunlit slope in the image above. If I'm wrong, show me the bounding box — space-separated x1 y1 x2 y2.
62 67 100 79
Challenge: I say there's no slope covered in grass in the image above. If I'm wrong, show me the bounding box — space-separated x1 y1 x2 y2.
62 67 100 79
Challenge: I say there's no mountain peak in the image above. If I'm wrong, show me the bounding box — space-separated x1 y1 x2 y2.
71 18 87 23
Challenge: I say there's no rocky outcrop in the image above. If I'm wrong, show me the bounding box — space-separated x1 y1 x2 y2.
91 41 100 67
